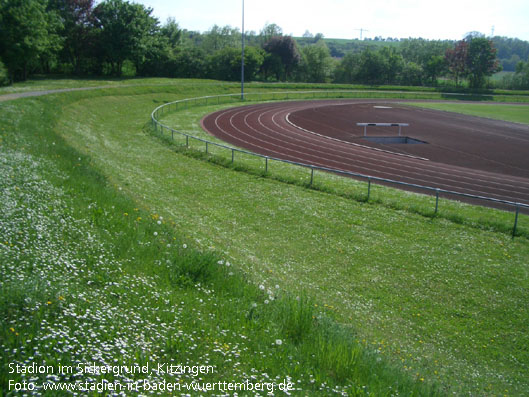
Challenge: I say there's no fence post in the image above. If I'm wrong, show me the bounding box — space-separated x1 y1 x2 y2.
206 141 208 154
435 189 440 214
367 177 371 201
232 149 235 164
512 204 520 239
310 168 314 186
186 135 189 147
265 157 268 173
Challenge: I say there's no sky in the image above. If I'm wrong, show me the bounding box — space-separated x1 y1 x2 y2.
130 0 529 41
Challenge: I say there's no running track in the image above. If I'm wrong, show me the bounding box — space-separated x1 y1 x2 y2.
201 100 529 209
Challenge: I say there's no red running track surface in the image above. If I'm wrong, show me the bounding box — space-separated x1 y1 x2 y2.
201 100 529 208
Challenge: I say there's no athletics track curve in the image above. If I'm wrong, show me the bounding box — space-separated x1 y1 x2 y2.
201 100 529 208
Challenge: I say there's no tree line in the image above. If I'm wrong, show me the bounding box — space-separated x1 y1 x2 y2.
1 0 529 90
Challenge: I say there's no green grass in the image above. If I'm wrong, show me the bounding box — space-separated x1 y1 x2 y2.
406 102 529 124
2 79 529 396
158 99 529 239
1 82 436 396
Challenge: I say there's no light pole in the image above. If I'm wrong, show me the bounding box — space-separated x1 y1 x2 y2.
241 0 245 100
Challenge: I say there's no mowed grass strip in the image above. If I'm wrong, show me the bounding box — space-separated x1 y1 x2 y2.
44 82 529 395
406 102 529 124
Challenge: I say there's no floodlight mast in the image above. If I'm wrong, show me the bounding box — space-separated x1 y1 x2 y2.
241 0 245 100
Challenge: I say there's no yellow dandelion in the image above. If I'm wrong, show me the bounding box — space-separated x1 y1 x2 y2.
58 296 65 301
9 327 15 333
47 300 52 305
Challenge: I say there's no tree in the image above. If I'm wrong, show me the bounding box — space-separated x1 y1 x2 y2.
259 23 282 45
424 55 446 85
261 52 283 81
445 40 468 87
400 38 450 85
263 36 300 81
47 0 95 74
92 0 159 76
355 49 384 84
514 59 529 88
445 36 501 88
400 62 423 86
333 52 360 84
161 17 182 48
379 47 403 84
466 36 501 88
171 46 207 78
201 25 240 53
206 46 263 82
0 0 62 81
300 42 333 83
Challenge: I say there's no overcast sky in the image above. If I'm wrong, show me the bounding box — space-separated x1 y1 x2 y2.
126 0 529 41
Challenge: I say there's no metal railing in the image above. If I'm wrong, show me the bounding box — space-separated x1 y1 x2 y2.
151 91 528 237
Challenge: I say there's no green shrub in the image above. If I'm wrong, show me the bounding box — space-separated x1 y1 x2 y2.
0 59 10 86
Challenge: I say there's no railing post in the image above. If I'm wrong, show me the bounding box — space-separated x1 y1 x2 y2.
513 204 520 239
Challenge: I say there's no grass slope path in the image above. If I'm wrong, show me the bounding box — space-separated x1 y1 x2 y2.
0 86 110 102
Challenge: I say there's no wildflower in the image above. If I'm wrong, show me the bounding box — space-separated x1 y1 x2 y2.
183 244 187 249
264 300 269 304
9 328 15 333
47 301 52 305
124 213 128 216
58 296 64 301
153 232 158 236
157 220 162 225
259 285 265 291
275 339 282 346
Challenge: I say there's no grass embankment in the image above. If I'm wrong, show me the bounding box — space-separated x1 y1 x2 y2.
1 80 528 396
1 83 435 396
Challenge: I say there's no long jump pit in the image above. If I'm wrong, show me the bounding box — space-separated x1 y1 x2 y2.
201 100 529 209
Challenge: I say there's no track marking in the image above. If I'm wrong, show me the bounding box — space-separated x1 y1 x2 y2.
202 100 529 205
285 112 430 161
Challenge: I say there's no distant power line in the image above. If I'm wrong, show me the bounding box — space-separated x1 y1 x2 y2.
354 28 369 40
